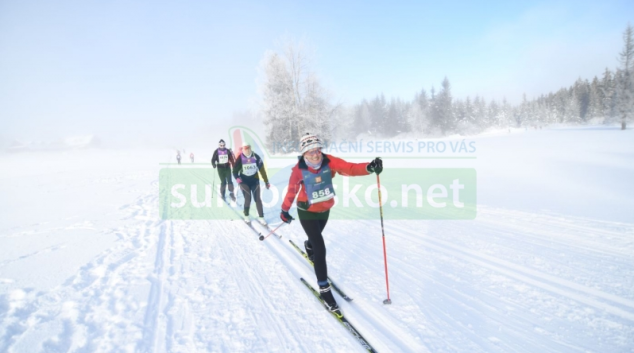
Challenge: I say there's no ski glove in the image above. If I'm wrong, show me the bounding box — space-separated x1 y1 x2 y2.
236 177 242 184
367 157 383 175
265 182 270 189
280 210 294 224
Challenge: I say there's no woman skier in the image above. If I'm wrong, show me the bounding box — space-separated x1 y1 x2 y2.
279 133 382 313
232 143 270 225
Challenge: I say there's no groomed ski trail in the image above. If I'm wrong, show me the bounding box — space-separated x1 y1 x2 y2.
193 169 428 352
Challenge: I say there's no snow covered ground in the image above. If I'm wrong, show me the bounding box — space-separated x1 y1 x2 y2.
1 126 633 352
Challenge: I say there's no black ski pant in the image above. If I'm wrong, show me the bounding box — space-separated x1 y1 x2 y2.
239 179 263 217
298 209 330 283
217 167 234 198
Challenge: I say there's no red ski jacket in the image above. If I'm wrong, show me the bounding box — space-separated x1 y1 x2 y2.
281 154 370 213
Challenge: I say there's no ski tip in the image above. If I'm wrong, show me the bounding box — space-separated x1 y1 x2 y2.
344 297 354 302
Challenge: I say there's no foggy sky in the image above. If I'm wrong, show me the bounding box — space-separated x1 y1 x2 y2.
0 0 631 147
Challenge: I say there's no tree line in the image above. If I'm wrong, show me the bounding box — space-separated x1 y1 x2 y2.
260 25 634 153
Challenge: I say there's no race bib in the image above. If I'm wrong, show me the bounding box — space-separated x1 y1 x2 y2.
241 154 259 176
242 163 258 176
219 154 229 164
301 166 335 204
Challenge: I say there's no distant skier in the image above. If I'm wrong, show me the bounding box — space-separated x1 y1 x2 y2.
190 152 194 163
279 133 383 315
212 139 236 203
176 151 181 165
232 142 269 225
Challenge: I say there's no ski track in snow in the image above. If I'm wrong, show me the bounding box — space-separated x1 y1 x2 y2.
325 206 634 352
0 181 367 352
1 171 634 351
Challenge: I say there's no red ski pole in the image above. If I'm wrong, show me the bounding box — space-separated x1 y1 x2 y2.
376 173 392 304
258 222 286 241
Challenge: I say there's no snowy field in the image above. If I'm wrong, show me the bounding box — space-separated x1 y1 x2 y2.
1 126 633 352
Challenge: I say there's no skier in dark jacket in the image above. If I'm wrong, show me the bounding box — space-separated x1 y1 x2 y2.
232 143 270 225
211 139 236 203
279 133 383 315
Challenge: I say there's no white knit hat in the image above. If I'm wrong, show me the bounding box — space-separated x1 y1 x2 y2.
299 133 323 154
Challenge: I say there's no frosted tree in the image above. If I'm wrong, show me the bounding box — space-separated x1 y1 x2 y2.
368 94 387 136
328 106 347 141
547 95 559 124
259 41 334 152
352 100 371 136
407 100 424 134
464 97 476 127
574 78 591 121
453 99 466 132
430 77 454 134
487 100 500 127
500 98 513 128
600 68 615 123
454 97 482 134
384 98 409 136
564 87 581 123
532 96 547 125
616 24 634 130
386 99 398 136
514 94 527 126
409 89 430 133
553 89 569 123
587 77 602 120
261 52 295 150
473 96 487 129
302 73 334 142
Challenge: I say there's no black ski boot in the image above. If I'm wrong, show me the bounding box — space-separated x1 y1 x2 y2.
304 240 315 262
319 283 340 314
